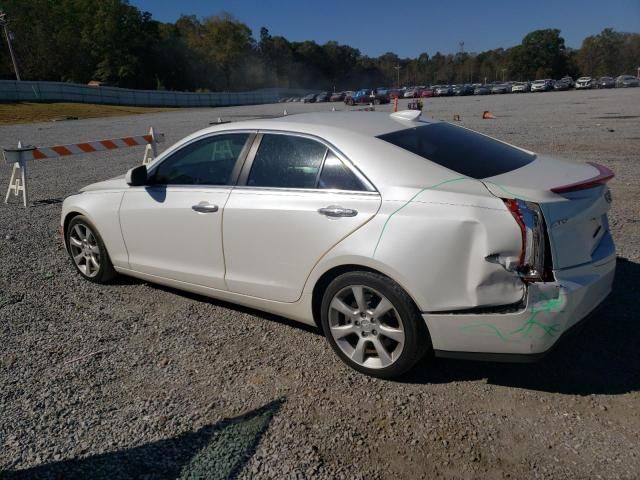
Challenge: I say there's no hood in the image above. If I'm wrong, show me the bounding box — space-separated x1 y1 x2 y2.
80 174 127 192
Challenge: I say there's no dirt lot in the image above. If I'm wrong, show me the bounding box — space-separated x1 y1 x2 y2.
1 89 639 479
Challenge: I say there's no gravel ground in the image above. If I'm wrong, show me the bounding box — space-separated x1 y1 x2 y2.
1 88 639 479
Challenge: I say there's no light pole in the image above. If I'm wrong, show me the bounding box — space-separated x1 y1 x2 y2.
502 68 506 82
393 64 401 88
0 11 20 81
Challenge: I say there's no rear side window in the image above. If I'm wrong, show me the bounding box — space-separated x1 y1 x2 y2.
318 151 368 191
247 134 327 188
377 123 535 179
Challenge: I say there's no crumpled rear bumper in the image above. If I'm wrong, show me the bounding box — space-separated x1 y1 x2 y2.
423 256 616 360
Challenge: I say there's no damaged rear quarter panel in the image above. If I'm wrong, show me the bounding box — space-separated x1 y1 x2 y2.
371 186 525 311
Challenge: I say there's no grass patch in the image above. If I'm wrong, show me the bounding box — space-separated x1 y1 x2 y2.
0 102 180 125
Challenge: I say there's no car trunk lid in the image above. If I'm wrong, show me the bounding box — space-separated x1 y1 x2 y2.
482 156 614 270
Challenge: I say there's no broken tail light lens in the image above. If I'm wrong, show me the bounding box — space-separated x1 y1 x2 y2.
504 199 552 282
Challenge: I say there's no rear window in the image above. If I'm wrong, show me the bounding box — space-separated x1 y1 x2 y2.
377 123 535 179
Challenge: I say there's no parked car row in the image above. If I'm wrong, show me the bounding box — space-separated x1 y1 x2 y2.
596 75 639 88
279 74 638 103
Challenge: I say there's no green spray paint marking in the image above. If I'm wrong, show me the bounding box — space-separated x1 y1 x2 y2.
372 178 530 257
372 177 468 257
461 289 565 341
508 311 562 337
483 181 532 202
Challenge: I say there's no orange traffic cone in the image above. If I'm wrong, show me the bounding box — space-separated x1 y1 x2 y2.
393 97 398 112
482 110 495 119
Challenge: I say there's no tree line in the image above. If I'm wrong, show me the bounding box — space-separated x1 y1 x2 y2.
0 0 638 92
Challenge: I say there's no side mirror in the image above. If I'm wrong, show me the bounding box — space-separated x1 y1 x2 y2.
126 165 147 186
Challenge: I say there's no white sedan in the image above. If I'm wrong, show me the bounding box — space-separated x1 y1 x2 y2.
61 110 616 378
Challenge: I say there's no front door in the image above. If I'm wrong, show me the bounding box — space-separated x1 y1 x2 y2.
119 132 253 290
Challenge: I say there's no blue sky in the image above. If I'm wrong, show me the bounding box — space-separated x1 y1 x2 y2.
130 0 640 57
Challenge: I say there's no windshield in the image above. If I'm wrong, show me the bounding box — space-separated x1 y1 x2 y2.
377 123 536 179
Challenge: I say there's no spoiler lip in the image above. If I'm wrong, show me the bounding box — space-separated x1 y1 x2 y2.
550 162 614 194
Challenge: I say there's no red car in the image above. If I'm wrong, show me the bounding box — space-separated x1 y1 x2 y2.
420 88 434 98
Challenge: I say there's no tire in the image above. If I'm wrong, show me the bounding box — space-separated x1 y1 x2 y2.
320 271 429 379
66 215 116 283
374 98 381 105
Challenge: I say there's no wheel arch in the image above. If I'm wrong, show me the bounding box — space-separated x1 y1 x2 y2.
62 210 85 252
310 263 423 332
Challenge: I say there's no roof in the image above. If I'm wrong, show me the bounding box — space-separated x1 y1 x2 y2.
226 111 438 138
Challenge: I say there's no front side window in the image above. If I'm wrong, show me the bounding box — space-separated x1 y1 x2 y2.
247 134 327 189
151 133 250 186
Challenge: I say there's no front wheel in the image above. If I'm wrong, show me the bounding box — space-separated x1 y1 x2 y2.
66 215 116 283
320 271 429 378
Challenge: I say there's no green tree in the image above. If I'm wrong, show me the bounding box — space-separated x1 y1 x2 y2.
578 28 625 77
200 13 253 89
0 1 636 92
512 29 568 79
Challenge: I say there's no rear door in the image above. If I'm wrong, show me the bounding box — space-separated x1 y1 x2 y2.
222 132 381 302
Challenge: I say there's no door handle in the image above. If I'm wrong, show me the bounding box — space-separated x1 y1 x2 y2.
192 202 219 213
318 205 358 218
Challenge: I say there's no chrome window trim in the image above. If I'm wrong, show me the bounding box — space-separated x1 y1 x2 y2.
237 129 378 193
130 184 235 191
230 186 381 196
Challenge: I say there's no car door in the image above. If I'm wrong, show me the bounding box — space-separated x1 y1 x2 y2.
119 132 254 290
222 132 382 302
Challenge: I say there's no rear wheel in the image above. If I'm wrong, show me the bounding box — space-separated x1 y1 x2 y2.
66 215 116 283
320 271 429 378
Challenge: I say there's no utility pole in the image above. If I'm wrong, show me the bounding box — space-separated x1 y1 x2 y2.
0 11 20 81
460 41 472 83
393 64 401 88
458 41 465 83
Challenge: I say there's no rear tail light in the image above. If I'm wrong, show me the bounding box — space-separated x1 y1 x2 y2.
504 199 553 282
550 162 614 194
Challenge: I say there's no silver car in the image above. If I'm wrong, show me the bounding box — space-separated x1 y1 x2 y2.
575 77 593 90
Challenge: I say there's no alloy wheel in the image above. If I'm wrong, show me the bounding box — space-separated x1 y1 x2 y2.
68 223 101 278
328 285 405 369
